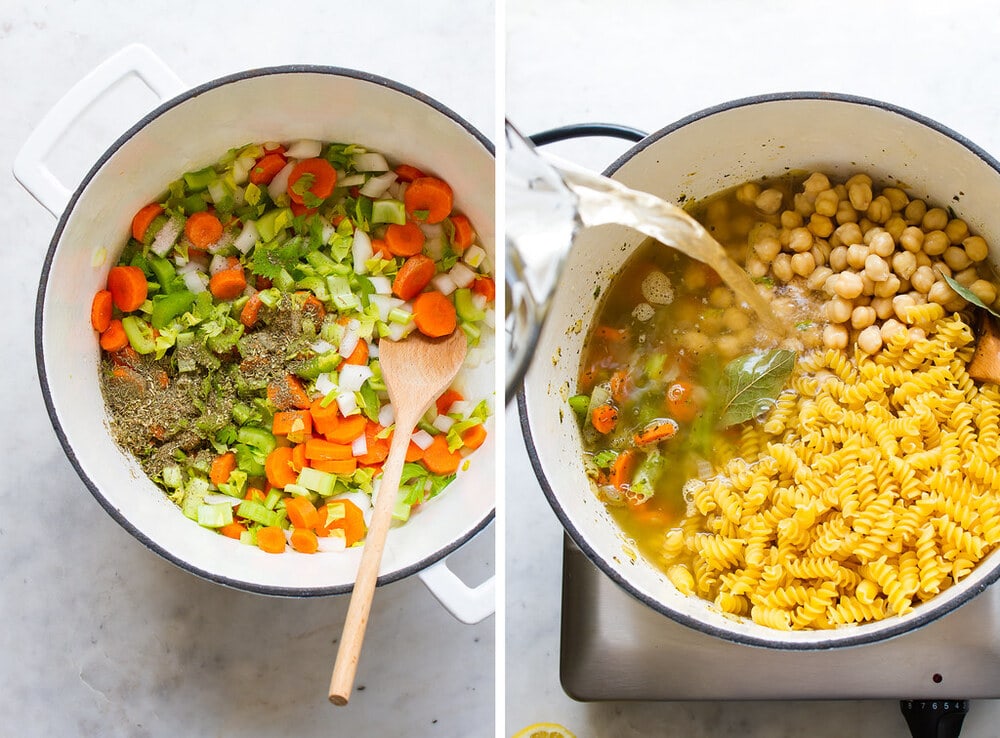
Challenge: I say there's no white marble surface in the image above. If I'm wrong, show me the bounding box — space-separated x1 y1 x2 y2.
505 1 1000 736
0 2 494 737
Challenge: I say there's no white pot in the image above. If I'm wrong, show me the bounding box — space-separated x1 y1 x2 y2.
17 45 495 623
519 93 1000 648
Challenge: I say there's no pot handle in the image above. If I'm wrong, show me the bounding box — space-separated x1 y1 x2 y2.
13 43 186 217
418 555 495 624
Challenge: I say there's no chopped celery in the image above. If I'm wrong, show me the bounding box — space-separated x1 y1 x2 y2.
184 166 217 191
256 207 293 242
387 307 413 325
297 467 337 496
149 255 177 291
122 315 156 354
372 198 406 225
568 394 590 418
150 290 197 330
305 250 338 275
454 288 486 322
233 443 266 476
236 499 280 526
263 488 283 510
197 503 234 528
181 477 209 520
161 465 183 489
237 426 276 454
218 470 247 498
182 193 209 213
327 275 360 311
274 268 296 293
460 321 481 342
283 483 312 497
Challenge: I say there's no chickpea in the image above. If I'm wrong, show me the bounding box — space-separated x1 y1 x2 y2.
882 187 909 212
736 182 761 205
835 271 865 299
945 296 969 312
848 181 873 211
779 227 793 248
847 243 870 270
865 254 891 282
922 207 949 231
911 265 936 293
754 236 782 263
834 184 849 200
823 323 849 349
681 330 712 354
928 279 959 305
871 296 895 320
836 201 859 225
823 273 841 296
717 334 744 360
756 188 784 215
932 262 953 279
825 296 854 323
780 210 803 229
791 251 816 277
964 235 990 262
746 257 769 279
814 189 840 217
811 242 830 267
859 217 875 233
834 222 864 247
971 279 999 305
870 230 896 258
807 266 834 291
808 213 834 238
709 286 734 309
862 273 877 296
803 172 831 194
851 305 877 329
866 196 892 224
900 226 924 253
946 218 970 244
858 325 884 355
922 230 950 256
915 252 933 269
954 266 979 287
905 199 927 225
772 253 794 283
881 318 907 343
789 227 814 253
793 192 815 218
892 251 917 280
885 215 908 241
892 294 916 321
943 245 973 272
872 274 900 298
683 263 708 291
699 310 725 333
908 327 927 345
829 245 849 272
723 306 752 332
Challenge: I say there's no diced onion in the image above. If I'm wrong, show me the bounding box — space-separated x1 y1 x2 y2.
233 221 258 254
268 161 295 201
449 262 477 288
385 321 413 341
424 234 446 261
369 294 404 322
232 154 257 185
353 152 389 172
411 429 434 450
368 275 392 295
420 222 445 240
472 292 488 311
339 364 373 393
209 254 231 275
387 180 406 200
359 171 397 199
284 139 322 159
339 329 360 360
352 230 373 274
317 535 347 553
432 414 455 432
204 493 241 506
338 173 366 187
483 308 496 329
207 231 233 255
207 179 229 207
183 270 209 294
378 403 395 427
463 244 487 269
150 217 182 257
351 434 368 457
337 490 374 526
448 400 472 417
314 373 336 397
310 339 334 354
336 392 358 417
431 273 457 296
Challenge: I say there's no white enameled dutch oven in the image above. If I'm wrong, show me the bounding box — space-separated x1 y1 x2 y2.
517 92 1000 647
17 45 495 623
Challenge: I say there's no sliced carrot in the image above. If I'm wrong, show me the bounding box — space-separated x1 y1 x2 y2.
298 291 326 323
384 222 426 257
272 410 313 438
404 176 453 224
287 158 337 205
106 265 148 312
609 449 637 490
591 404 618 434
317 411 367 445
244 487 266 503
356 423 390 466
666 380 699 423
99 319 129 352
249 152 287 186
265 446 299 489
471 276 495 302
305 437 354 461
285 496 320 529
91 289 113 332
256 526 287 554
394 163 426 183
312 458 358 475
595 325 627 342
392 254 436 301
267 374 311 411
317 499 367 545
421 434 462 475
309 396 341 435
209 264 247 301
610 369 631 404
449 213 475 252
371 237 393 260
185 211 224 249
290 443 308 472
406 441 425 462
290 200 318 217
219 522 246 540
461 424 488 450
343 338 369 366
436 388 464 415
240 291 263 328
131 203 164 242
633 420 678 446
290 528 319 554
210 452 237 486
412 290 457 338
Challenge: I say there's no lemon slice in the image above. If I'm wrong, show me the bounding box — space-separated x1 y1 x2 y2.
511 723 576 738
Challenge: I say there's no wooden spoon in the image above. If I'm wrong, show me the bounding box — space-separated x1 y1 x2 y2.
329 329 467 705
969 311 1000 384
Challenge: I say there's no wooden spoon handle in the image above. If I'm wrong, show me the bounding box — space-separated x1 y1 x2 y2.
328 422 413 705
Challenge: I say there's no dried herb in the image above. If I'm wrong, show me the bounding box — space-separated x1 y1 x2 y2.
719 349 796 427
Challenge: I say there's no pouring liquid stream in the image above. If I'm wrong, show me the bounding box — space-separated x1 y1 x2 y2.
551 160 784 335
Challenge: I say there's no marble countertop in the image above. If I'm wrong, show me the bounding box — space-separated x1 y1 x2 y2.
505 1 1000 736
0 2 494 737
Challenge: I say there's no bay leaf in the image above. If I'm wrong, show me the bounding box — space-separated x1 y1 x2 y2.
943 273 1000 320
719 349 796 427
